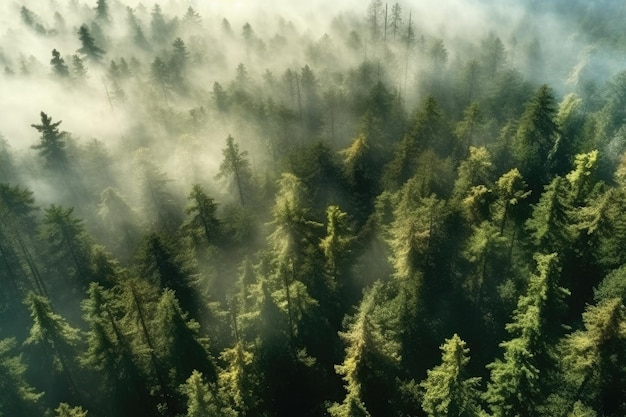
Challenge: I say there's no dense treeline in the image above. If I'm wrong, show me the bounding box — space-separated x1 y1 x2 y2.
1 1 626 416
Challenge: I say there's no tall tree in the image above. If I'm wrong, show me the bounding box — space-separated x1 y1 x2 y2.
24 293 82 401
0 337 42 416
31 112 68 171
182 184 221 247
77 25 105 62
485 253 569 417
40 205 93 289
420 334 483 417
50 49 70 78
563 298 626 417
216 135 253 207
329 281 399 417
513 84 560 195
94 0 109 22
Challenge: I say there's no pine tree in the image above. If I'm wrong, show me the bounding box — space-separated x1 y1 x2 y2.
51 49 70 78
40 205 93 288
180 370 224 417
31 112 69 171
526 176 574 254
217 135 253 207
94 0 108 22
420 334 483 417
24 293 82 401
55 403 88 417
485 253 569 417
182 184 221 247
0 338 42 416
77 25 105 62
563 298 626 417
329 281 399 417
513 84 560 195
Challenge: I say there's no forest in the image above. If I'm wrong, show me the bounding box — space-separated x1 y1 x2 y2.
1 0 626 416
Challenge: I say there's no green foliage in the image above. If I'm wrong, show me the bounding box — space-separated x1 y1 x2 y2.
563 298 626 417
31 112 68 170
55 403 88 417
0 338 42 416
486 253 569 417
217 135 254 207
513 84 560 193
420 334 482 417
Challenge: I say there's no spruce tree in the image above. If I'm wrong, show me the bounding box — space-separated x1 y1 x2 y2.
77 25 105 62
420 334 483 417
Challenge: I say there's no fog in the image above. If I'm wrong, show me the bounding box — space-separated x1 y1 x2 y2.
0 0 624 225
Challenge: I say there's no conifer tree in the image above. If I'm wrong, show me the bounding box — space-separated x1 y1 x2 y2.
94 0 109 22
31 112 69 171
0 337 42 416
180 370 227 417
485 253 569 416
526 176 574 254
329 281 399 417
51 49 70 78
77 25 105 62
40 205 93 288
182 184 221 247
420 334 483 417
513 84 559 194
24 293 82 400
562 298 626 417
217 135 253 207
55 403 87 417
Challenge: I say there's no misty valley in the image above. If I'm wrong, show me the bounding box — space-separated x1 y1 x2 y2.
2 0 626 416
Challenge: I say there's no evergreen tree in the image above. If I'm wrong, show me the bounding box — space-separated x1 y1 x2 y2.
216 135 253 207
31 112 69 171
77 25 105 62
40 205 93 288
420 334 483 417
24 293 82 401
526 176 574 255
55 403 88 417
0 337 42 416
513 84 560 195
94 0 109 22
153 289 216 387
563 298 626 417
329 281 399 417
182 184 221 247
137 234 201 319
485 253 569 417
51 49 70 78
70 55 88 80
180 370 224 417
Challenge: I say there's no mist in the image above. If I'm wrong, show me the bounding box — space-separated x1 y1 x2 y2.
2 1 626 416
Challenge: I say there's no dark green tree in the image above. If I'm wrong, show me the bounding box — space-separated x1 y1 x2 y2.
77 25 105 62
31 112 68 171
182 184 221 247
0 337 42 416
95 0 109 22
526 176 574 255
513 84 560 195
50 49 70 78
216 135 253 207
24 293 82 401
40 205 93 288
153 289 216 387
